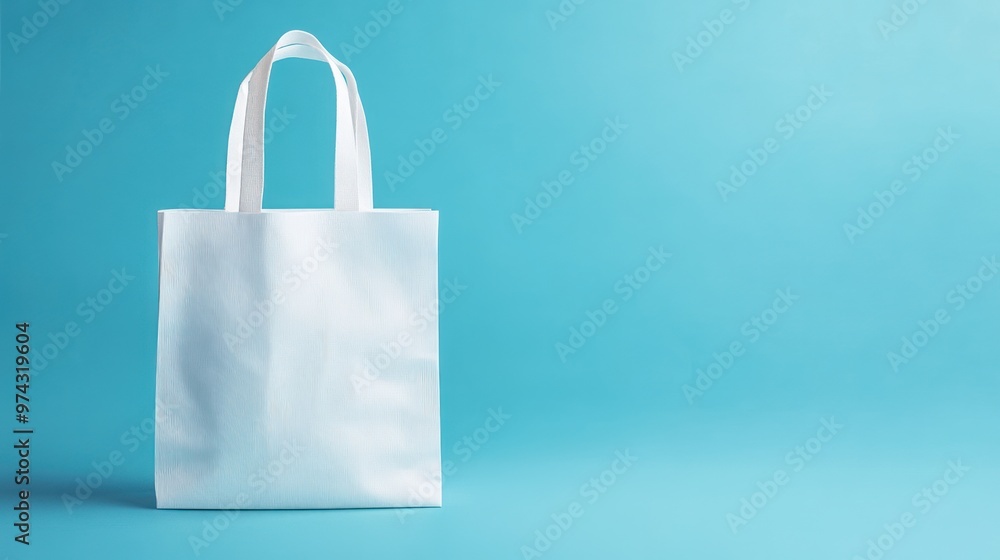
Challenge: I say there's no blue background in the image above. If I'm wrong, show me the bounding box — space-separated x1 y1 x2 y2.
2 0 999 558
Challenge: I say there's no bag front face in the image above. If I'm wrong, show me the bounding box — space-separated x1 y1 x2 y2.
155 209 441 509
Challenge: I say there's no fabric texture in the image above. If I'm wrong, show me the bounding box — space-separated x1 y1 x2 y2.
154 30 441 510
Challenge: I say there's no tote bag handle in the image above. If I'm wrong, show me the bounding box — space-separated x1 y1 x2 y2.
224 30 373 213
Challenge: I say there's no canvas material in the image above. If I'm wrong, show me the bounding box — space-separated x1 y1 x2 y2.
154 30 441 510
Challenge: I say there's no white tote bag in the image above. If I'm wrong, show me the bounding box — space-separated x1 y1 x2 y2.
155 31 441 509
